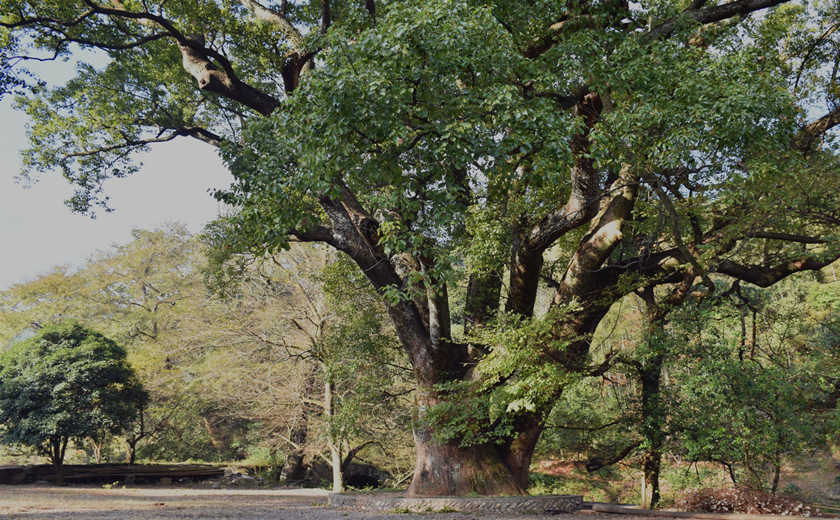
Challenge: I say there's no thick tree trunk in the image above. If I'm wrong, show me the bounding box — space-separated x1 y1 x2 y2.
506 246 543 317
504 415 544 490
465 271 501 333
408 430 524 496
49 436 67 485
407 388 524 497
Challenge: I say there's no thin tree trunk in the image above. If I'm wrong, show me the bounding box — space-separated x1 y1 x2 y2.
324 377 343 493
771 461 781 495
93 439 103 464
640 351 665 509
128 441 137 465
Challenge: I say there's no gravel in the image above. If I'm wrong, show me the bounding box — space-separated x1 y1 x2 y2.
0 485 674 520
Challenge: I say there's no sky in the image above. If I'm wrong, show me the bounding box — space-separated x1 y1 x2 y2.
0 84 233 291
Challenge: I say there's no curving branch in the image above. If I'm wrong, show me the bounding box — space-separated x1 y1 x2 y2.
526 91 603 253
71 1 283 115
523 15 597 59
794 106 840 153
648 0 791 40
715 253 840 287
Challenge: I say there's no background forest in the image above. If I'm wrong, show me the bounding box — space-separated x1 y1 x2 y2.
1 223 837 509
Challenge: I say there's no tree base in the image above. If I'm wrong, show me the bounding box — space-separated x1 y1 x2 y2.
407 432 524 497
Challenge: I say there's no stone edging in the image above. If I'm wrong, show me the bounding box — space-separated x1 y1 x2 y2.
329 492 583 514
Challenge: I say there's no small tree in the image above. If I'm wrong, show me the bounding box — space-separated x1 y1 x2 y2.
0 323 147 480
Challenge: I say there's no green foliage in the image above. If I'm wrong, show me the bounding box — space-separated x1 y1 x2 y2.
0 322 147 464
668 274 840 490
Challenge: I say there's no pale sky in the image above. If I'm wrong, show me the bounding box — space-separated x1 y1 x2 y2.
0 92 233 291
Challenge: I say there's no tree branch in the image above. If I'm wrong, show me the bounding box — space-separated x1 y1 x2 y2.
527 91 602 253
585 440 643 472
238 0 305 49
745 232 827 244
794 106 840 153
715 253 840 287
523 15 598 59
79 1 282 115
648 0 791 40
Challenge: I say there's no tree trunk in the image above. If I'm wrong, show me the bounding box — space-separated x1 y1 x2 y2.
641 449 662 509
324 377 344 493
49 436 67 485
640 348 665 509
408 430 524 496
771 461 781 495
464 271 501 333
128 441 137 465
504 415 544 490
407 389 525 497
91 434 105 464
283 363 321 482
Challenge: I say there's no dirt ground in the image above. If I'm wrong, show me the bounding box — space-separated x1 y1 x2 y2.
0 485 668 520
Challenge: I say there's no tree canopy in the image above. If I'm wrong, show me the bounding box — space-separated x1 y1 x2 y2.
2 0 839 496
0 322 147 467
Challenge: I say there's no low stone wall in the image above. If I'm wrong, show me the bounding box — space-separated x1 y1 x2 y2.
329 492 583 514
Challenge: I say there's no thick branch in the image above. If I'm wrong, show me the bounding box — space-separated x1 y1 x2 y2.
558 165 637 298
291 226 335 244
794 106 840 153
527 92 602 253
523 16 598 59
715 253 840 287
80 1 282 115
176 35 280 115
176 126 225 147
648 0 791 40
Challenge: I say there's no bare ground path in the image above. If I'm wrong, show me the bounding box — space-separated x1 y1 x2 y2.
0 486 668 520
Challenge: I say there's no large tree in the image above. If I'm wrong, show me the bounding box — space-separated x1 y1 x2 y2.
2 0 839 495
0 322 147 479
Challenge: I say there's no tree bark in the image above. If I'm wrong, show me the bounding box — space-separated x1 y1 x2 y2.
408 387 524 496
128 441 137 465
640 352 664 509
49 436 67 485
324 377 344 493
503 414 544 490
